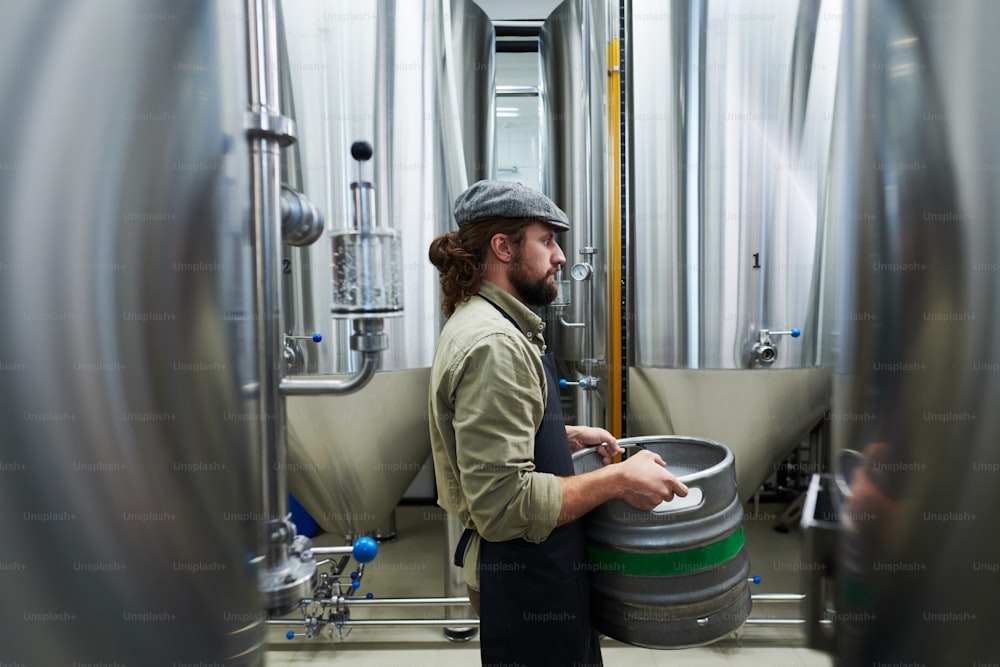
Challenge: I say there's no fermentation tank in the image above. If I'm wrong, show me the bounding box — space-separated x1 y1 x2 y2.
539 0 610 429
819 0 1000 663
623 0 840 499
0 1 264 663
275 0 495 538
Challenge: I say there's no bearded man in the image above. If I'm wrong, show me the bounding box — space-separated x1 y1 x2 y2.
427 179 688 667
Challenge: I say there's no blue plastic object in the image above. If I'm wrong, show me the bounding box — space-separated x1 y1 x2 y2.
351 579 361 589
751 575 761 584
288 494 321 538
790 328 801 338
558 378 567 387
366 592 374 599
352 536 378 563
350 571 359 580
286 631 295 640
311 332 323 342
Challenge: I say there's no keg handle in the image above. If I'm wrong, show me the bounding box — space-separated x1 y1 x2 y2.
650 486 704 514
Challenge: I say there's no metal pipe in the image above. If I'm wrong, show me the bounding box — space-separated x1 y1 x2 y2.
341 619 481 627
683 0 703 366
267 616 828 629
751 594 806 602
246 0 292 568
267 618 482 628
340 596 472 607
743 619 807 626
281 352 379 396
306 545 357 556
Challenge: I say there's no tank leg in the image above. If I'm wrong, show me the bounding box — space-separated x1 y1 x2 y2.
372 509 397 543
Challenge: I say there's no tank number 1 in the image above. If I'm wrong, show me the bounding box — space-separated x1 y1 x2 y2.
752 252 761 269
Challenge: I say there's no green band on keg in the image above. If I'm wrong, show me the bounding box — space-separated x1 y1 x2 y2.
585 526 744 576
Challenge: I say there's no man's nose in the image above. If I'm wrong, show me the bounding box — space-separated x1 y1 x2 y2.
553 242 566 265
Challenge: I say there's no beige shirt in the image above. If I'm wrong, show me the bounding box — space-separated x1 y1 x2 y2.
427 281 563 589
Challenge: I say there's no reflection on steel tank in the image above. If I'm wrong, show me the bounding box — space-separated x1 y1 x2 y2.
275 0 495 538
624 0 839 500
823 0 1000 663
0 1 264 664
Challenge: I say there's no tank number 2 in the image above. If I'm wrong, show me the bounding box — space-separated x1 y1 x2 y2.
282 259 291 274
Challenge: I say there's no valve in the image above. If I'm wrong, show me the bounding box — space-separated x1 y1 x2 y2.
285 332 323 344
559 376 598 390
283 333 323 373
751 328 801 366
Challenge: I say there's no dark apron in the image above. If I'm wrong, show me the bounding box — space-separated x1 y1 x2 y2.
455 296 602 667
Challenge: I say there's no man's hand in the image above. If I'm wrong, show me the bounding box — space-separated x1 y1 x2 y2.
565 425 624 465
617 449 690 510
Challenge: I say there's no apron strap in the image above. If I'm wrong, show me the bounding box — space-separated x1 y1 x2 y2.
453 526 475 567
477 294 521 333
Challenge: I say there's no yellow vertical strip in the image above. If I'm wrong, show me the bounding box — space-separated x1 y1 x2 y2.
607 37 623 437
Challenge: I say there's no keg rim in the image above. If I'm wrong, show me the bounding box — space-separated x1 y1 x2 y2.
572 435 734 484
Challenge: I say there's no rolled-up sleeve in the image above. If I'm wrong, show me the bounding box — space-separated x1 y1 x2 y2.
449 333 562 543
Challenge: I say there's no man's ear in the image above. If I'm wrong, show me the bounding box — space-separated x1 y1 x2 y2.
489 233 514 263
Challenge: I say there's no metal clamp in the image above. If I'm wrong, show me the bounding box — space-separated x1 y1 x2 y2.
244 110 296 146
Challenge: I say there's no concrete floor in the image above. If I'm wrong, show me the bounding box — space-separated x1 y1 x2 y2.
265 502 834 666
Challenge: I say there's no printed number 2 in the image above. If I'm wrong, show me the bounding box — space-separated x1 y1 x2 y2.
282 259 291 274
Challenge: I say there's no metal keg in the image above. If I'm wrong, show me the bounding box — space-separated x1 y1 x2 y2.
572 436 751 648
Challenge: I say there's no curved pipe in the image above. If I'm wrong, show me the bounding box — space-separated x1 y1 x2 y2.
281 184 325 247
280 352 379 396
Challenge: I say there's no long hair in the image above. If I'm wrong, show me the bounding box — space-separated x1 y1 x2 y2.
428 219 530 317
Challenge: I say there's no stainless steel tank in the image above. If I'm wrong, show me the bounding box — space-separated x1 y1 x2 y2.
539 0 610 428
573 437 751 648
626 0 841 500
276 0 495 537
0 1 264 664
822 0 1000 663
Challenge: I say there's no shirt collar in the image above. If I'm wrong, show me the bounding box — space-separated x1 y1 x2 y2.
478 280 547 349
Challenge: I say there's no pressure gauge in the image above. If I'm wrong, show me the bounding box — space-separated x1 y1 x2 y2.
570 262 593 281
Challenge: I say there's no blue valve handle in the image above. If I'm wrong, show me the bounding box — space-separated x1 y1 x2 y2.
352 536 378 564
558 378 586 388
286 333 323 343
768 328 801 338
286 631 296 640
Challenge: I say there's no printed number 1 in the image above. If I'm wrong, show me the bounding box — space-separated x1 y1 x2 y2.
752 252 760 269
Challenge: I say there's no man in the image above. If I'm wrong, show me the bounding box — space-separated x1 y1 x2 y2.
427 180 689 666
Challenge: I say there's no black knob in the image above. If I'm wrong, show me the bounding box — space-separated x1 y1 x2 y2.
351 141 373 162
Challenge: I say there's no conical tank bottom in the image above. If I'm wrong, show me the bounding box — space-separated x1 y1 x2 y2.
628 368 831 503
285 368 431 537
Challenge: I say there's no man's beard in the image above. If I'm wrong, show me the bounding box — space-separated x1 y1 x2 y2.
510 263 558 307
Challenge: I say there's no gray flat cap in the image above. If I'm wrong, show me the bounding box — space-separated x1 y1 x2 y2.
453 180 570 231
